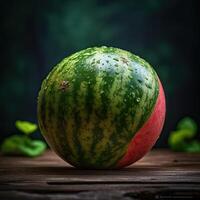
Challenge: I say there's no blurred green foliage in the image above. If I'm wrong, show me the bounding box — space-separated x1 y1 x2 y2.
168 117 200 152
15 121 38 135
1 121 46 157
1 135 47 157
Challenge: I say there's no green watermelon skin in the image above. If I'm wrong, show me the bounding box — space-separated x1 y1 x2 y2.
37 46 164 169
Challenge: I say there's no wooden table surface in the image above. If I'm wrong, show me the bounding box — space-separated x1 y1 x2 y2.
0 149 200 200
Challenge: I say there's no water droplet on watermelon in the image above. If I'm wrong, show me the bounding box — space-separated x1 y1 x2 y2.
128 75 132 79
128 67 133 71
113 58 119 61
97 60 100 64
137 79 143 83
145 83 152 89
100 90 104 94
136 97 140 103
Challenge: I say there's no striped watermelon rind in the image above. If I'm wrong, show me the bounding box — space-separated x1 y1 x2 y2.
37 46 164 169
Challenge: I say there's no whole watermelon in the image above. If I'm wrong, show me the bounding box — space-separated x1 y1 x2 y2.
37 46 166 169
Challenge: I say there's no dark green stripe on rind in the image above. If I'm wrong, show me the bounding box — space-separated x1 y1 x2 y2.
37 46 159 169
70 56 98 167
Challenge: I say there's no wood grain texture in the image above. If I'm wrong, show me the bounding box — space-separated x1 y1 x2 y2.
0 149 200 199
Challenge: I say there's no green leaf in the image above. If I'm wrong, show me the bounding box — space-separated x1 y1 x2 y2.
168 129 192 151
185 141 200 153
15 121 38 135
168 117 200 153
177 117 197 133
1 135 47 157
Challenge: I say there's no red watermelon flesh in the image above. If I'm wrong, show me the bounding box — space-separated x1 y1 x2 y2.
117 80 166 167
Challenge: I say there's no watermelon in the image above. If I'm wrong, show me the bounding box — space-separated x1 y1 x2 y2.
37 46 166 169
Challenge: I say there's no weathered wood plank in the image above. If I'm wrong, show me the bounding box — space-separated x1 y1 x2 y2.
0 149 200 199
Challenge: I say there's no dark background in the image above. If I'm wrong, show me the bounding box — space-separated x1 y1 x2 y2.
0 0 199 147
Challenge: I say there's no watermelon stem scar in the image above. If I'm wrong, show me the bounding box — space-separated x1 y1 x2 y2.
59 80 70 91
